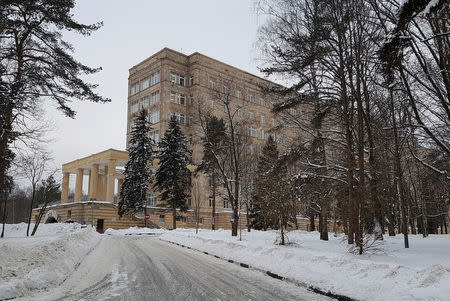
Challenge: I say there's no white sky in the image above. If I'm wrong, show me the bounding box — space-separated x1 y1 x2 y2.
40 0 268 190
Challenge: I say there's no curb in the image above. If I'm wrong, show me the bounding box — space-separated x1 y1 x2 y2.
160 238 357 301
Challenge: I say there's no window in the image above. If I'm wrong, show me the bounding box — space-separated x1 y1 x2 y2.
260 114 265 124
223 85 229 94
149 131 160 143
198 217 204 225
209 80 216 89
170 72 185 86
248 94 254 102
181 216 187 224
150 111 160 124
141 78 150 90
141 96 149 109
150 91 160 105
189 76 194 86
170 112 186 124
130 102 139 114
237 107 242 117
260 97 265 106
210 99 215 109
148 192 157 207
260 129 266 140
290 108 297 115
249 126 257 137
235 90 241 98
151 71 160 85
67 210 72 219
249 110 254 119
223 200 230 208
249 144 256 155
130 82 139 95
170 92 186 105
188 115 194 126
159 215 165 223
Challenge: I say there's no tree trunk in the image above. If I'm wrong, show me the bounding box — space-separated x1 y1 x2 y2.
211 174 216 231
172 206 176 230
390 89 409 248
232 209 239 236
1 193 6 238
144 206 147 228
26 185 36 237
319 201 329 241
309 210 315 231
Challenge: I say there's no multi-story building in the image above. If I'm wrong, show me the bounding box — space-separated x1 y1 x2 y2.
33 48 306 232
126 48 288 229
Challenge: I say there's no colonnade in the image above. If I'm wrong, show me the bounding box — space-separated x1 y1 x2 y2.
60 149 129 203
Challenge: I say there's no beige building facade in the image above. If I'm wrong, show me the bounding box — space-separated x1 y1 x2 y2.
34 48 299 232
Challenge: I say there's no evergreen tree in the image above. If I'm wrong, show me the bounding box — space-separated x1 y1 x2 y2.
251 135 279 230
31 175 60 236
154 116 192 229
35 175 60 207
118 110 154 217
197 116 227 230
251 135 296 244
0 1 109 225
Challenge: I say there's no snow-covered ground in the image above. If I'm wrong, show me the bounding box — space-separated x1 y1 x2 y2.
160 229 450 301
0 223 101 300
104 226 167 236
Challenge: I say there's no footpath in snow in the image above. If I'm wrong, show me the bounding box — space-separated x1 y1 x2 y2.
160 229 450 301
0 223 101 300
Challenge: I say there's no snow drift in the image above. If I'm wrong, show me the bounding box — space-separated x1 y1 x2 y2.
0 223 101 300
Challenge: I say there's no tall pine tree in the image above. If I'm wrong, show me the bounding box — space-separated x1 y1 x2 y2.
118 110 154 217
251 135 279 230
154 116 192 229
197 116 227 230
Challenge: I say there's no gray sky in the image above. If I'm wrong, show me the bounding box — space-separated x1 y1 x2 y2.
43 0 266 187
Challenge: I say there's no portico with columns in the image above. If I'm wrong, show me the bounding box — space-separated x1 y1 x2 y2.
60 149 129 203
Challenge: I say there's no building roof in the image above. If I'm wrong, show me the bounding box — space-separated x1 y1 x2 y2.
129 47 280 87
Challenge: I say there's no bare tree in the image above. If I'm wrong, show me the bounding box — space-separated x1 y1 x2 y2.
194 80 253 236
16 147 52 236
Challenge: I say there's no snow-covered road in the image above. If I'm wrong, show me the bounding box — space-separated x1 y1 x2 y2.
18 235 329 301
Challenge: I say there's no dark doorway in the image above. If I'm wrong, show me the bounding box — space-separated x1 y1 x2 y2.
96 219 104 233
45 216 58 223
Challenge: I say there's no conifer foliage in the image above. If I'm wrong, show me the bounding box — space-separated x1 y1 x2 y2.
251 136 295 244
118 110 154 217
154 116 192 229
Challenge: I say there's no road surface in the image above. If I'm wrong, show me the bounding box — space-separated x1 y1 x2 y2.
20 235 330 301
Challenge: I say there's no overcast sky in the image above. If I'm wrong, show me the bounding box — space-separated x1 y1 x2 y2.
41 0 267 188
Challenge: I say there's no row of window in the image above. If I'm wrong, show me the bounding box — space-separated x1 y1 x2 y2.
170 72 194 87
248 127 269 140
170 92 186 105
209 80 271 107
130 71 161 96
208 198 230 209
130 91 160 114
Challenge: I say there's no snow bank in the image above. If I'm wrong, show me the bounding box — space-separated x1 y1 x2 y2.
104 226 167 235
160 229 450 301
1 222 86 238
0 223 101 299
